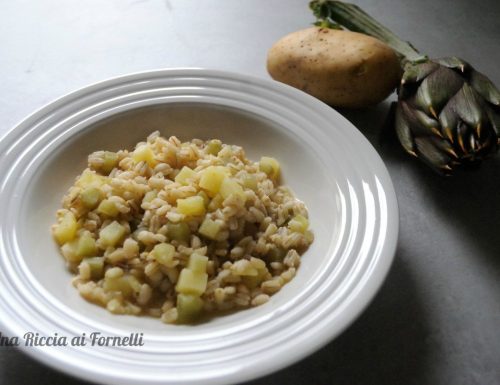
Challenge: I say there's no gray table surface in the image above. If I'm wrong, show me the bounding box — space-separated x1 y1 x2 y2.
1 0 499 384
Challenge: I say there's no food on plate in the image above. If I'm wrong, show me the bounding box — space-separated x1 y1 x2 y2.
52 133 313 324
267 26 400 108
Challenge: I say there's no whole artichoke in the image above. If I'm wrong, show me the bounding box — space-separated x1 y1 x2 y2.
310 0 500 175
396 58 500 174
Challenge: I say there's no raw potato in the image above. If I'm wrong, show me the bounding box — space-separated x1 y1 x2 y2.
267 27 401 108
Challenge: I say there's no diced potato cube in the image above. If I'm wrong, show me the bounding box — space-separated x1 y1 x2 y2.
242 175 258 191
53 211 78 245
83 257 104 279
199 166 229 196
198 217 221 240
288 215 309 233
132 144 157 168
103 275 140 298
76 233 97 257
176 268 208 296
206 140 222 156
175 166 197 185
152 243 176 267
97 199 119 217
232 260 258 276
167 222 190 243
207 194 223 212
80 187 102 209
101 151 119 174
99 221 126 247
259 156 280 180
187 253 208 274
61 240 79 262
177 294 204 323
177 196 205 216
76 169 107 188
220 177 246 202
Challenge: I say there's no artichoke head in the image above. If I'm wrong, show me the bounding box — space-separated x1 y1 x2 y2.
395 57 500 174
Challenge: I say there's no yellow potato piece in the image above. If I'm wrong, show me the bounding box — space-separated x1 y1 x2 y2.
176 268 208 296
220 177 246 202
187 253 208 274
97 199 119 217
132 144 157 168
199 166 229 196
177 196 206 216
259 157 280 180
53 211 78 245
175 166 197 185
152 243 176 267
288 215 309 233
76 169 107 188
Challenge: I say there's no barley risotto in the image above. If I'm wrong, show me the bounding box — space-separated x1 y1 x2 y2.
52 132 313 324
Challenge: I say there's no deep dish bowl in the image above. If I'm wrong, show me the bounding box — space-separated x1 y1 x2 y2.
0 69 398 385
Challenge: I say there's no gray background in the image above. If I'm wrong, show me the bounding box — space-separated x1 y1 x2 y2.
1 0 499 384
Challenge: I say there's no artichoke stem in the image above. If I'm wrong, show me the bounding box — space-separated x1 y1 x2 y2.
310 0 427 64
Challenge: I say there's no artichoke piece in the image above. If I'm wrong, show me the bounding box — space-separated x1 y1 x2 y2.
83 257 104 280
104 275 141 298
100 152 119 174
167 222 190 243
99 221 126 248
198 218 222 240
176 294 204 323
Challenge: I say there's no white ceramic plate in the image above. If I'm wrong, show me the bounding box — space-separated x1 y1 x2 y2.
0 69 398 385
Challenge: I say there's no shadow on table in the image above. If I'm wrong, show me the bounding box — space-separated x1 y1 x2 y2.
243 254 432 385
0 349 92 385
342 101 500 271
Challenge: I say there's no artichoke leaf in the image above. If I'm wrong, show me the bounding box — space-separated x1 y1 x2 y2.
399 101 441 138
452 84 487 129
395 103 417 155
470 69 500 106
414 67 464 117
438 102 459 143
414 137 453 174
485 105 500 138
436 57 470 74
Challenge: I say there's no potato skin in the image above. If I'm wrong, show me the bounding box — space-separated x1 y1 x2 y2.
267 27 401 108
